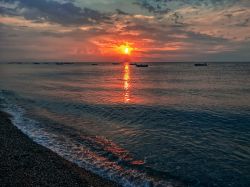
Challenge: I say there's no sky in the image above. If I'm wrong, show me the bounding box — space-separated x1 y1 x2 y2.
0 0 250 62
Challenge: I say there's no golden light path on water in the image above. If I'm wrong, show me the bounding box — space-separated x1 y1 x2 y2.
123 63 130 103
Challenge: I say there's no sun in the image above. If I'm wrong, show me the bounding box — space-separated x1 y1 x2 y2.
124 47 130 54
117 43 133 55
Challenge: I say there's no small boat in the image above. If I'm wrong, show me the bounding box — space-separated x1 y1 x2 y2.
91 63 98 66
130 63 137 66
56 62 64 65
136 64 149 67
194 63 208 66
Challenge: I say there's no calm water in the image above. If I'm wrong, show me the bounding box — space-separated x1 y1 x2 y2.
0 62 249 187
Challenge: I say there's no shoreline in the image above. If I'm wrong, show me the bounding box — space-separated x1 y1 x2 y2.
0 110 119 187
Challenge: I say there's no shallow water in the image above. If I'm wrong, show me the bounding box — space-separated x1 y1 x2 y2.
0 62 250 186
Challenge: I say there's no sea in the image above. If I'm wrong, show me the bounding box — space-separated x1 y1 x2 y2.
0 62 249 187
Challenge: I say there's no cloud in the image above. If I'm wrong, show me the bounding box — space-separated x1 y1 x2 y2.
0 0 110 26
0 0 250 62
135 0 238 14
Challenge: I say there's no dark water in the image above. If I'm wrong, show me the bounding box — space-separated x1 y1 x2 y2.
0 62 249 186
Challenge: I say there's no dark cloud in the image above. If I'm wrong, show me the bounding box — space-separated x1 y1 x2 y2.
134 0 171 14
135 0 237 14
115 9 130 16
184 31 228 43
0 0 110 25
121 15 227 45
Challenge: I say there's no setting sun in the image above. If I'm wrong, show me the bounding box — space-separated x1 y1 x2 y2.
117 43 133 55
124 47 130 54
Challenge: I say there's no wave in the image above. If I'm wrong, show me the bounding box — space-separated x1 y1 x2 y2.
0 90 186 187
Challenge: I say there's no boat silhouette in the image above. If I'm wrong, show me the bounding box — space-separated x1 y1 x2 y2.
194 63 208 66
136 64 149 67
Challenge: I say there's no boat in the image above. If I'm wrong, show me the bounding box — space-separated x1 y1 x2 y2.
55 62 74 65
136 64 149 67
130 63 137 66
56 62 64 65
91 63 98 66
194 63 208 66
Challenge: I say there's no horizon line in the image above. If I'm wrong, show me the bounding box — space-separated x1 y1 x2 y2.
1 61 250 64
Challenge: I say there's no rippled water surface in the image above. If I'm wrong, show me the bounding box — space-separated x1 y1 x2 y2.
0 62 250 186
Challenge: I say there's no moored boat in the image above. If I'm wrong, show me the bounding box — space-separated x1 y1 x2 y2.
194 63 208 66
136 64 149 67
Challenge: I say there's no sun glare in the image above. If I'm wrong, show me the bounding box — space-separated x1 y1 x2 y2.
124 47 130 54
117 43 133 55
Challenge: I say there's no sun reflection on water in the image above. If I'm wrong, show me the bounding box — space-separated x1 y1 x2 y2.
123 63 130 103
